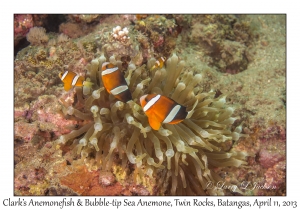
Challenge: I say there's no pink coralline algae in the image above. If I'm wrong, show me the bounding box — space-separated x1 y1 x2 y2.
258 125 286 169
153 35 164 48
256 125 286 192
264 161 286 189
35 102 85 136
258 147 285 169
32 95 88 136
14 121 39 142
15 167 47 191
14 95 87 142
14 14 34 45
59 22 84 39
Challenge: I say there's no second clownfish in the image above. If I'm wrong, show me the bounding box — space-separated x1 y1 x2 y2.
101 62 132 103
59 71 93 91
140 94 197 130
150 56 166 71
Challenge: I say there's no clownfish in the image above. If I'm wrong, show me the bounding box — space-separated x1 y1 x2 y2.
59 71 85 91
140 94 197 130
150 56 166 71
136 14 148 20
58 71 93 91
101 62 132 103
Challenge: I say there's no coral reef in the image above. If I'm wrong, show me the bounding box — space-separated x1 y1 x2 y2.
188 15 257 73
14 14 34 46
14 14 286 196
67 14 102 23
26 27 49 46
134 15 178 57
14 29 99 107
95 25 142 67
59 22 85 39
14 95 83 143
264 160 285 190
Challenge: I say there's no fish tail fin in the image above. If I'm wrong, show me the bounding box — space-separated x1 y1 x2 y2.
83 80 93 88
82 80 94 95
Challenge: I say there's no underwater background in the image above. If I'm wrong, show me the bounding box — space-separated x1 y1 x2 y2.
14 14 286 196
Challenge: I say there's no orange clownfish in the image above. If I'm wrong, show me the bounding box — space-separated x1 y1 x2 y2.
150 56 166 71
140 94 196 130
101 62 132 103
59 71 85 91
136 14 148 20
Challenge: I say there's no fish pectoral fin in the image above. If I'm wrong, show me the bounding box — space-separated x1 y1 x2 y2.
148 115 162 130
64 83 72 91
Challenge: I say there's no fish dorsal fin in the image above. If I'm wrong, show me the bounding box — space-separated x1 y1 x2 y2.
186 99 199 119
148 114 162 130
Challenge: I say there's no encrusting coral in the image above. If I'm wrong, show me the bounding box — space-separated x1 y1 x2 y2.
55 53 249 195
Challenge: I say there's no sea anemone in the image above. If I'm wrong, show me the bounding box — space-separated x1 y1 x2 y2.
55 53 248 195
